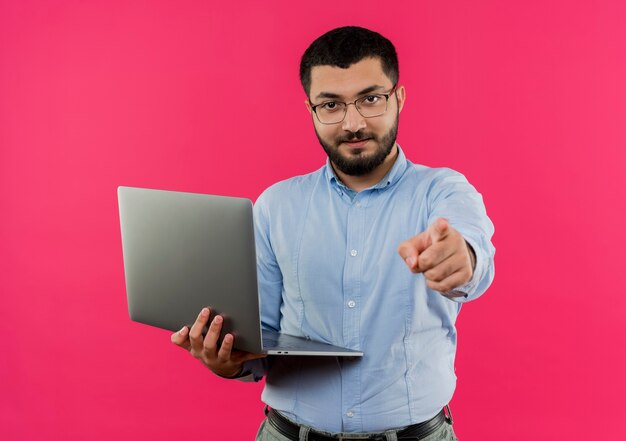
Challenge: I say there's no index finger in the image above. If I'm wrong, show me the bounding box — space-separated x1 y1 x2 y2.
398 233 429 272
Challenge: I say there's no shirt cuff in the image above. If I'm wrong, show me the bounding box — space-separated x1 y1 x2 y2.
233 358 267 382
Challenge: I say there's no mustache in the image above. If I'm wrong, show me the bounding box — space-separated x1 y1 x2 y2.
337 131 374 143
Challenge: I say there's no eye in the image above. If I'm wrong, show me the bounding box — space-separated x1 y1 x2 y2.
363 95 381 104
320 102 341 112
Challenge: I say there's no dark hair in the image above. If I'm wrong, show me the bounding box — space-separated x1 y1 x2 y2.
299 26 399 97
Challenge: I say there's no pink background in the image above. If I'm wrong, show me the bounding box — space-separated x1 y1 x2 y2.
1 0 625 439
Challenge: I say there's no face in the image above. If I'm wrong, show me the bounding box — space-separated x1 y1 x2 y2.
306 57 405 176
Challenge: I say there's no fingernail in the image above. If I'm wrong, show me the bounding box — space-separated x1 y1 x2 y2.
405 257 415 267
179 326 187 335
214 315 223 324
201 308 209 316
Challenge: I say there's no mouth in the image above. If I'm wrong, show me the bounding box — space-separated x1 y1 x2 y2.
342 138 372 148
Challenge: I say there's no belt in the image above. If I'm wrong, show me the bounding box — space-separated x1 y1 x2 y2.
265 406 450 441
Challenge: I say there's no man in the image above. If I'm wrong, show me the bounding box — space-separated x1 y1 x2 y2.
172 26 495 440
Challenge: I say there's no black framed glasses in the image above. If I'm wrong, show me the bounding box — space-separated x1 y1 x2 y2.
310 84 397 125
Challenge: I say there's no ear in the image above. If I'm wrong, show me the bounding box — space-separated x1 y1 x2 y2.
304 99 313 114
395 85 406 113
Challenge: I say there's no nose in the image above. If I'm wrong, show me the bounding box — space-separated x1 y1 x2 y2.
341 103 366 133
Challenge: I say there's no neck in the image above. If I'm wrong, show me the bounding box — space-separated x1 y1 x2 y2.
332 144 399 192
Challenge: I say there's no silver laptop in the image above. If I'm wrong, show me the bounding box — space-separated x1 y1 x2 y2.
118 186 363 357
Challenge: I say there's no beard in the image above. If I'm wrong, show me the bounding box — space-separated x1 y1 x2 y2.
314 112 399 176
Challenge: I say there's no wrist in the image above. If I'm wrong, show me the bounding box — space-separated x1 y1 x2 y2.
214 365 247 379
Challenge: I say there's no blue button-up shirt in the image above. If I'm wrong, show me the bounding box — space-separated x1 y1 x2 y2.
245 146 495 433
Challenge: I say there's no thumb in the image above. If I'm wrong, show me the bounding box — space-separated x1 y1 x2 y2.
171 326 191 351
428 218 449 243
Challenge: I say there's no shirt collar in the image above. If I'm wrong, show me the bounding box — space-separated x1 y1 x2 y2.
324 144 409 193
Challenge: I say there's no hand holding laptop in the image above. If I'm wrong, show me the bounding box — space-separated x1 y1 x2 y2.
119 186 362 358
171 307 267 378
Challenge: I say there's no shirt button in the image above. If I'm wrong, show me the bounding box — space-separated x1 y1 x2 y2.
346 411 354 418
350 249 358 257
347 300 356 308
355 201 361 208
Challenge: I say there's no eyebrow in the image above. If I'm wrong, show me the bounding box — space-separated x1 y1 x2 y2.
314 85 386 101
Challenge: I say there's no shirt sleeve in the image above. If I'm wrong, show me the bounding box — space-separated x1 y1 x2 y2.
234 357 269 383
237 190 285 381
254 189 284 330
426 168 496 302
